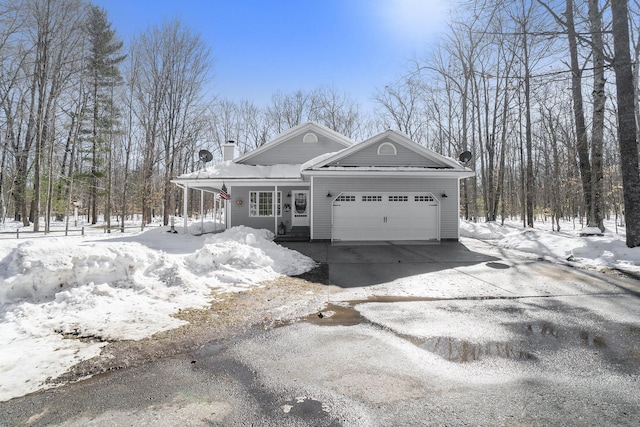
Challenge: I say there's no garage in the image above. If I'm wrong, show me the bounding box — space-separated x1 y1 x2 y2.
332 192 440 241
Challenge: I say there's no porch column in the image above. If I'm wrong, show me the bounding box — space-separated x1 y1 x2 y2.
183 184 188 234
200 189 204 232
274 185 278 235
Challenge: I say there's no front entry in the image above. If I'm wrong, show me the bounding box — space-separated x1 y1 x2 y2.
291 190 310 227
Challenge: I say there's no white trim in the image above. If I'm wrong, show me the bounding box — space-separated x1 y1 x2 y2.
302 169 475 179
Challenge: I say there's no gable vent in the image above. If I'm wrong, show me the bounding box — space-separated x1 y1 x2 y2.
303 133 318 143
377 142 397 155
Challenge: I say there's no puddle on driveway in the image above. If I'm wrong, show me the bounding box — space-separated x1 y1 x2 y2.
302 303 365 326
299 297 616 364
579 331 607 348
417 337 535 362
526 321 559 338
486 262 511 269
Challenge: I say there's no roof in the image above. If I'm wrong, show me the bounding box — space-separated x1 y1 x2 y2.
175 161 302 180
172 126 475 190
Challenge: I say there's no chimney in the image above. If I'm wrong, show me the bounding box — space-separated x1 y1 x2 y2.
223 140 237 162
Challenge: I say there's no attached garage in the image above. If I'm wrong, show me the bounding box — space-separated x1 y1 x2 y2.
332 192 440 241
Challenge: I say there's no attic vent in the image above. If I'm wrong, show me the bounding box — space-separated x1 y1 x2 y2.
303 133 318 143
377 142 397 155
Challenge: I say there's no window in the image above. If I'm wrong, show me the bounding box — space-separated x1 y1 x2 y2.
249 191 281 217
377 142 397 155
336 195 356 202
303 133 318 143
415 195 435 202
362 195 382 202
389 195 408 202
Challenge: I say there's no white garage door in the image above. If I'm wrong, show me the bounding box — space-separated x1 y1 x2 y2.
332 192 439 241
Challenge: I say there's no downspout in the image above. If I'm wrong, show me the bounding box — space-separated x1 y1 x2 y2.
200 189 204 233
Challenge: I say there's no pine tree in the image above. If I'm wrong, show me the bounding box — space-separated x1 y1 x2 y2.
84 5 126 225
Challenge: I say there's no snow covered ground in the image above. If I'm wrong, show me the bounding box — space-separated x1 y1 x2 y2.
0 220 314 402
460 218 640 275
1 216 639 402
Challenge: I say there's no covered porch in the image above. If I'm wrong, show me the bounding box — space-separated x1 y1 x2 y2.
173 178 310 240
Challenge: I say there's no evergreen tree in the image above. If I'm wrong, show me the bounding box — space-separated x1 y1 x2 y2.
84 5 126 224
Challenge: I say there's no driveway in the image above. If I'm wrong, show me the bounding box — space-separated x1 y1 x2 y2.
2 239 639 426
283 240 498 287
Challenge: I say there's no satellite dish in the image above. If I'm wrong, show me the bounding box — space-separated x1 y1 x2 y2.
459 150 473 164
198 149 213 163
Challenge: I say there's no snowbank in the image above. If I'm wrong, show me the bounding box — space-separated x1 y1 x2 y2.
0 224 315 401
460 219 640 274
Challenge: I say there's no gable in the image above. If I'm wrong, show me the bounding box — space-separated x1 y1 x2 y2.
236 122 353 166
325 138 445 168
308 130 463 170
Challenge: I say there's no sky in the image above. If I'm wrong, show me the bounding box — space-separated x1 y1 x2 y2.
91 0 451 109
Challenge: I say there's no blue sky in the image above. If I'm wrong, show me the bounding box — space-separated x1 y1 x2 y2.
93 0 450 109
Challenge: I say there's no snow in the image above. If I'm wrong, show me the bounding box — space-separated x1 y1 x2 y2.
176 160 303 180
460 218 640 274
1 216 638 402
0 222 315 402
300 150 344 170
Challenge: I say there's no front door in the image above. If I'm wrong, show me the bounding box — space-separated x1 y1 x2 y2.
291 190 310 227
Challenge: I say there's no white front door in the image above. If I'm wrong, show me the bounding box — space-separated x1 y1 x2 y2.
291 190 310 227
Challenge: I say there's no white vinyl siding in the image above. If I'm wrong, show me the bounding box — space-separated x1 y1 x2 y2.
240 134 348 165
328 139 444 167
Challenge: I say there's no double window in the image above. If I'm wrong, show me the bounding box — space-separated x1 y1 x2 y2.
249 191 282 217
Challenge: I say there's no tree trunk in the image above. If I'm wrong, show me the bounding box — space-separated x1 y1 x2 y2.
566 0 594 227
611 0 640 247
522 19 535 228
588 0 606 232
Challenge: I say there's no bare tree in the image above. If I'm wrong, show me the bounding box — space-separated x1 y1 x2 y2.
309 86 361 139
265 90 309 133
131 19 211 225
373 76 426 143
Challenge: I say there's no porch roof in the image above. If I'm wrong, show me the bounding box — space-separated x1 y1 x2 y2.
171 161 305 193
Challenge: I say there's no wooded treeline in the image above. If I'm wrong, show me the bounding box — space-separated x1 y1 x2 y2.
1 0 639 246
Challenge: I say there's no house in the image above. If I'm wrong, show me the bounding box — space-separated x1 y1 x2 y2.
172 122 474 242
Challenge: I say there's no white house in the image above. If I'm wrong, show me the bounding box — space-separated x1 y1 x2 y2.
172 122 474 242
